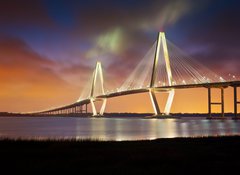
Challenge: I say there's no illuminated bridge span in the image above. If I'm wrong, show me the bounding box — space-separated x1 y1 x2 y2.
34 32 240 118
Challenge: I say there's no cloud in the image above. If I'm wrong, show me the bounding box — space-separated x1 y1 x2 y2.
139 0 192 31
73 0 199 74
74 0 195 34
85 28 124 58
96 28 124 54
57 62 93 88
184 1 240 76
0 0 54 27
0 0 199 74
0 37 79 112
0 36 53 67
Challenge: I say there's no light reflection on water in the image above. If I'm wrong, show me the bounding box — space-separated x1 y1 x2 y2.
0 117 240 141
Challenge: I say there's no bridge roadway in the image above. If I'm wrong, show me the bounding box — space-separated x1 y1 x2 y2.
41 80 240 114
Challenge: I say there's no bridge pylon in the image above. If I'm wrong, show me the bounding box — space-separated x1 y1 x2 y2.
89 61 107 116
149 32 175 116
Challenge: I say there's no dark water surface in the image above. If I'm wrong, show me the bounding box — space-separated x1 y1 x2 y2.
0 117 239 140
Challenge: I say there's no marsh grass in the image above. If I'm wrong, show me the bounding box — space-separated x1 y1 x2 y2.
0 136 239 174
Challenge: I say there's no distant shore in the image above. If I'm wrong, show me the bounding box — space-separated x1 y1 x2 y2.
0 112 239 119
0 136 240 174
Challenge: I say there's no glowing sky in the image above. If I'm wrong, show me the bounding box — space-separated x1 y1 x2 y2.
0 0 240 113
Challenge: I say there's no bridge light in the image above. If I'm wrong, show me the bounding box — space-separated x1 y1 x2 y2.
219 77 225 82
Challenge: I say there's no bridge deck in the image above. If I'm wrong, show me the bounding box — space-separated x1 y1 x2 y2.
97 81 240 98
40 81 240 113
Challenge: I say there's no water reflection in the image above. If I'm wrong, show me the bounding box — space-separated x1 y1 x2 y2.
0 117 240 140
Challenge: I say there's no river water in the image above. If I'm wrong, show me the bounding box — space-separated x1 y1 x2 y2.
0 117 239 140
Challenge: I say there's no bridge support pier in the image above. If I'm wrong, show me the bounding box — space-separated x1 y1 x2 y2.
86 104 88 113
233 86 240 118
207 87 225 118
78 104 88 114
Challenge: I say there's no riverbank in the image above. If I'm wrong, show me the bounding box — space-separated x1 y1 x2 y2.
0 112 239 119
0 136 239 174
1 113 240 123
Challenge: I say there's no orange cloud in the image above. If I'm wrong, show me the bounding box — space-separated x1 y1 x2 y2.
0 37 79 113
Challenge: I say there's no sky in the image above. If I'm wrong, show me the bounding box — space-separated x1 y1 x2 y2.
0 0 240 113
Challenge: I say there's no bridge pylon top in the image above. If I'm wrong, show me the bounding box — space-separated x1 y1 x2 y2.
90 61 105 98
150 32 173 88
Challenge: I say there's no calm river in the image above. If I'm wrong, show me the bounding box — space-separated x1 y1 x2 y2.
0 117 239 140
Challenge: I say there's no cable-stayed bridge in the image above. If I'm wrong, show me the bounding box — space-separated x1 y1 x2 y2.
33 32 240 118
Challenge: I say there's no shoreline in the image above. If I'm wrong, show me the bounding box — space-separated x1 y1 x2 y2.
0 112 239 118
1 134 240 142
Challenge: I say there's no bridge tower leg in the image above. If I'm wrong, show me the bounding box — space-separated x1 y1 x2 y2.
164 90 175 115
149 89 161 115
90 98 97 116
149 32 175 116
89 62 107 116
